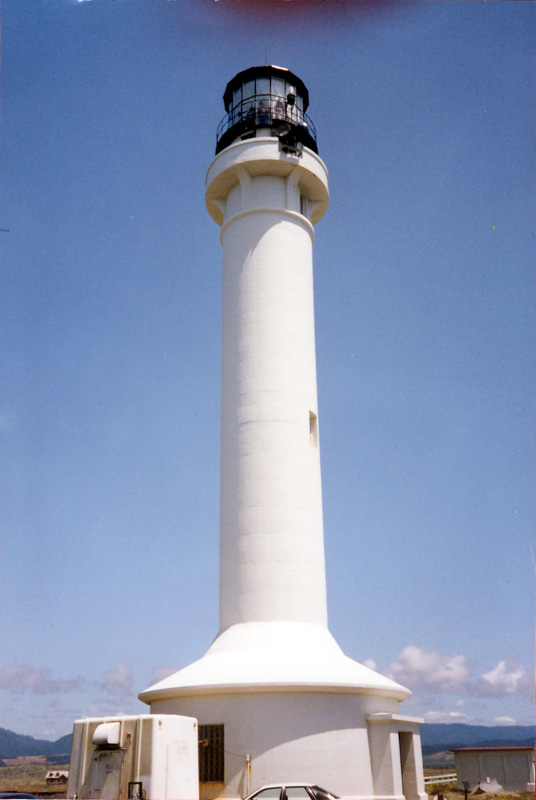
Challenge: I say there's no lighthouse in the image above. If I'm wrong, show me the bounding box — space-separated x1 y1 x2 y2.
139 66 426 800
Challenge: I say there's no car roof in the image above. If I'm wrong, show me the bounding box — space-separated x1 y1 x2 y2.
252 785 318 789
245 784 340 800
248 786 335 795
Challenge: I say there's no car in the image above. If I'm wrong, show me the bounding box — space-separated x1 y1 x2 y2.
244 784 339 800
0 794 38 799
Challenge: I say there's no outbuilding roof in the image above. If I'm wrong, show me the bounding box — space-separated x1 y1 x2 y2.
451 746 534 752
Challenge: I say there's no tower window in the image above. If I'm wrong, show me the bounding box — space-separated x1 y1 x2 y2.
198 724 224 782
309 411 318 447
300 195 307 216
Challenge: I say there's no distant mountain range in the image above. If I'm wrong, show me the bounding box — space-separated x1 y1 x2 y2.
421 724 535 754
0 728 72 760
0 723 534 760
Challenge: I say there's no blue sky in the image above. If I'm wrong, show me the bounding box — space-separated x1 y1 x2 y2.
1 0 535 740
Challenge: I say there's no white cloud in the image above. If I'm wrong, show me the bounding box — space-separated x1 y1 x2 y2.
0 664 84 695
361 658 378 672
97 663 134 694
384 645 534 707
40 728 59 737
401 693 436 709
150 666 179 683
476 659 532 697
424 711 472 724
424 710 519 726
382 646 532 706
384 645 470 692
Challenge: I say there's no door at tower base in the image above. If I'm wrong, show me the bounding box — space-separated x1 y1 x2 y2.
66 715 199 800
149 695 427 800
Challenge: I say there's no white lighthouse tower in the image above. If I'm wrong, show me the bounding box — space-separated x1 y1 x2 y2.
139 66 426 800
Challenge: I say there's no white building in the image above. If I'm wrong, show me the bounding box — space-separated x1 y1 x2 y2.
140 65 426 800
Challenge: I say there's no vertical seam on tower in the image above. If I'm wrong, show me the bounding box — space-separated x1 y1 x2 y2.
235 165 252 212
285 167 300 210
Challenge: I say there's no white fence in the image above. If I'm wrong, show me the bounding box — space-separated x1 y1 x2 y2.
424 773 457 785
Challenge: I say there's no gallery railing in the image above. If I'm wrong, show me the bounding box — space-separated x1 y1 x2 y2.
216 93 318 154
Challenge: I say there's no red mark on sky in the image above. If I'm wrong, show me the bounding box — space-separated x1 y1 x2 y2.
206 0 402 25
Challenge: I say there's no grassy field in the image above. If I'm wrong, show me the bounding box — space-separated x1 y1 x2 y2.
0 763 68 795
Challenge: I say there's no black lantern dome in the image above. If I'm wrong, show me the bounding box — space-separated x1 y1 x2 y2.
215 65 318 155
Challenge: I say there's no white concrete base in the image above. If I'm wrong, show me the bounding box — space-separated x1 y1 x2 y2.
145 691 425 800
139 623 425 800
139 622 410 701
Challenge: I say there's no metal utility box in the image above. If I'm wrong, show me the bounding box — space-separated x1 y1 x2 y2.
67 714 199 800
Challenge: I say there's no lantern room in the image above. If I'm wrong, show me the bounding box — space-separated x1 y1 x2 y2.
215 65 318 154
